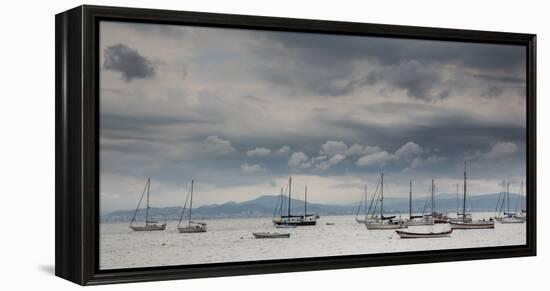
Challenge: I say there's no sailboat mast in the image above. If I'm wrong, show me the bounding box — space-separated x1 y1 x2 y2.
521 179 525 212
432 179 435 217
189 179 194 226
304 185 307 216
380 173 384 219
456 183 459 215
507 182 510 214
409 179 412 219
463 161 467 222
146 178 150 224
288 177 292 217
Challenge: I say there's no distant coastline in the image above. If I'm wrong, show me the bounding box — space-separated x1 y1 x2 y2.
101 193 524 223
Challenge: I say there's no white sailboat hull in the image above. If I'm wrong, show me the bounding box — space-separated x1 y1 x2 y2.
499 217 526 224
395 229 452 238
130 224 166 231
178 226 206 233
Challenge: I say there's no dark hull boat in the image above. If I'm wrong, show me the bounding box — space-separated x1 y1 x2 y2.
129 178 166 232
395 229 452 239
253 232 291 239
272 177 317 226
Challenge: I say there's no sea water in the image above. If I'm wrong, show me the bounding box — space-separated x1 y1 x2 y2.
99 213 526 269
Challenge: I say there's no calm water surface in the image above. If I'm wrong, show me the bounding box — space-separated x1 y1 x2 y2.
100 213 526 269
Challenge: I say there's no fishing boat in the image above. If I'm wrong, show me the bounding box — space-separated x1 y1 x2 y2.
365 173 406 230
177 180 207 233
129 178 166 231
450 161 494 230
355 185 368 223
405 179 435 226
252 232 291 239
272 177 317 226
395 229 453 239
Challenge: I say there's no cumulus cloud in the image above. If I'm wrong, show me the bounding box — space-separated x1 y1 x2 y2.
288 152 310 168
484 142 518 159
103 44 155 81
278 146 291 155
246 147 271 157
395 141 424 159
315 154 346 170
356 151 396 168
346 144 383 156
203 136 235 155
320 141 348 156
241 163 266 173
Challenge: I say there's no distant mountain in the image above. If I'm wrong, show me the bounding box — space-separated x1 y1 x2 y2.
100 193 525 223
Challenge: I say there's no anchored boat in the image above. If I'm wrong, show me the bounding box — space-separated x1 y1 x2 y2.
395 229 452 239
355 185 368 224
272 177 317 226
449 161 494 230
365 173 406 230
177 180 207 233
405 179 435 226
129 178 166 231
253 232 291 239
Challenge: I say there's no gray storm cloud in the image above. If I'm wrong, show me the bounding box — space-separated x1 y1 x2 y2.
103 44 156 81
98 21 527 212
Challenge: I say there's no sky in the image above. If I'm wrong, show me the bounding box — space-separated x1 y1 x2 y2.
99 21 527 212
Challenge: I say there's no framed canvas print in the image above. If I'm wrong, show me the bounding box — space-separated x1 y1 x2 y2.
55 5 536 285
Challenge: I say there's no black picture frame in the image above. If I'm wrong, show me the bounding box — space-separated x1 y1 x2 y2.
55 5 537 286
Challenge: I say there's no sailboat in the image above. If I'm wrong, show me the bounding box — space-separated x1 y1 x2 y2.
272 177 317 226
272 187 297 229
177 180 207 233
365 173 406 230
129 178 166 231
355 185 368 223
405 179 435 226
500 180 526 224
449 183 472 223
450 161 494 230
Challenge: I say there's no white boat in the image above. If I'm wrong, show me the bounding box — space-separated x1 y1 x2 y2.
395 229 453 239
177 180 207 233
355 185 368 224
495 180 526 224
450 161 494 230
405 179 435 227
364 173 406 230
129 178 166 232
253 232 291 239
500 216 525 224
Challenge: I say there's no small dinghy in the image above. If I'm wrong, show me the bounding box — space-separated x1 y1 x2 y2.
252 232 291 239
395 229 452 239
326 222 335 226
